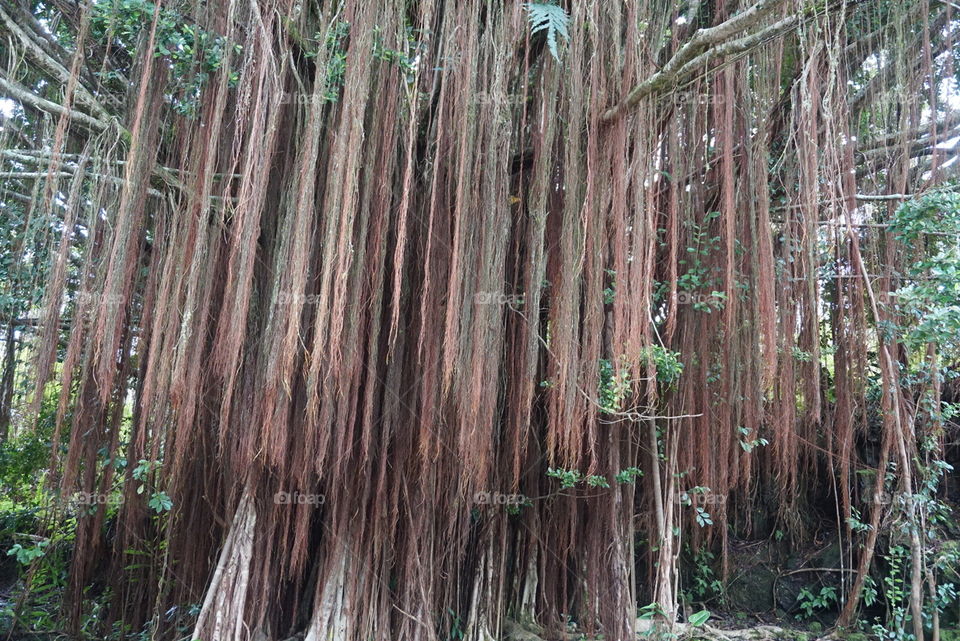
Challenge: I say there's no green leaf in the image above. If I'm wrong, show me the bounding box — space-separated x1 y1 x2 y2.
586 475 610 488
695 507 713 527
148 491 173 513
689 610 711 626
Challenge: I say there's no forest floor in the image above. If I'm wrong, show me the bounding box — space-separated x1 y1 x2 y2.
505 617 852 641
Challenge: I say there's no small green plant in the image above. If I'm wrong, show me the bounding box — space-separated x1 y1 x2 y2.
795 586 837 619
862 574 879 607
615 467 643 484
694 507 712 528
132 459 173 513
603 269 617 304
641 345 684 387
548 467 644 493
585 475 610 488
147 491 173 513
846 506 873 533
448 608 464 640
684 547 722 603
638 601 666 620
598 356 631 414
7 539 48 564
737 426 769 453
688 609 711 626
547 467 583 489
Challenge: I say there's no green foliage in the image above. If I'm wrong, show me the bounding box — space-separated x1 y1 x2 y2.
603 269 617 304
688 609 711 626
547 466 643 491
447 608 465 640
0 518 74 636
846 506 873 533
524 3 571 62
308 22 418 104
694 507 712 528
638 601 666 621
7 539 48 564
676 211 726 313
889 190 960 350
598 356 631 414
91 0 241 117
547 467 583 489
131 458 159 484
132 459 172 513
683 547 722 603
863 575 879 607
861 545 913 639
676 486 714 527
737 426 769 453
0 429 52 496
641 345 684 387
596 347 682 415
373 26 418 78
796 586 838 619
317 20 351 103
0 190 51 336
585 475 610 488
147 491 173 513
615 466 643 484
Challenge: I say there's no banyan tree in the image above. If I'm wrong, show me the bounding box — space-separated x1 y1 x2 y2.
1 0 959 639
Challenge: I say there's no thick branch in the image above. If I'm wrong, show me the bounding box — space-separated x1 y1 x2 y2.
0 3 113 122
0 75 109 132
601 0 788 122
0 170 163 197
672 13 799 87
856 111 960 155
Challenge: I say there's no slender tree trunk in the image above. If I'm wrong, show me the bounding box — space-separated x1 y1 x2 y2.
0 321 16 443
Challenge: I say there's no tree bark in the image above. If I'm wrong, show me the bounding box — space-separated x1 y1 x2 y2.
192 493 258 641
0 322 16 443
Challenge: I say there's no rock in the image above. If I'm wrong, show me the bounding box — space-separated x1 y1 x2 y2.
726 561 777 612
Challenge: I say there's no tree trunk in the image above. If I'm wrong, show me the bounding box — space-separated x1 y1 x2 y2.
192 493 258 641
0 321 16 443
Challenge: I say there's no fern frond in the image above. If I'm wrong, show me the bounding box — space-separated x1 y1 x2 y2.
524 3 570 62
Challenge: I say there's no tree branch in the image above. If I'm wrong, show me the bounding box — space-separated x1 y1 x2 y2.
0 75 110 132
601 0 788 123
0 3 113 122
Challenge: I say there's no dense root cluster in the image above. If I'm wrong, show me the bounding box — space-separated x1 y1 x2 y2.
0 0 955 639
